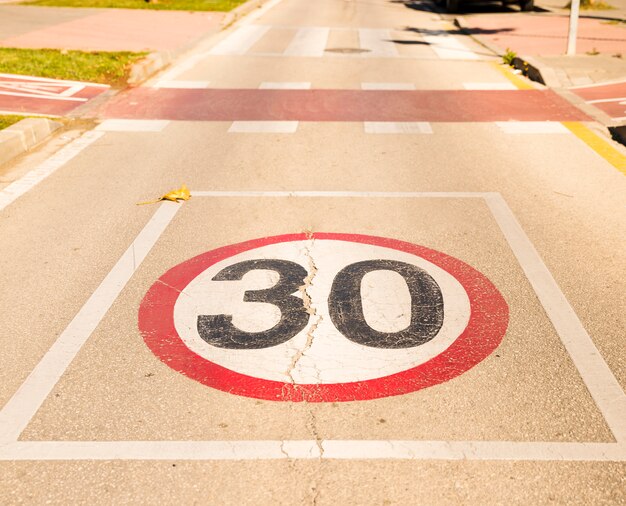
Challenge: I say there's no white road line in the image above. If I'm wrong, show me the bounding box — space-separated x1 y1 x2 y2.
0 90 87 102
463 82 517 90
361 83 416 90
152 80 211 89
191 191 486 197
495 122 570 134
95 120 170 132
209 25 270 55
0 441 623 461
0 202 181 443
259 82 311 89
0 131 103 213
587 97 626 104
284 27 329 57
228 121 299 133
364 122 433 134
0 73 108 87
568 78 626 89
358 29 399 57
485 192 626 443
421 31 480 60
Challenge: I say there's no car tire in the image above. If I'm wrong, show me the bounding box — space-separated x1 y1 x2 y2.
446 0 459 13
520 0 534 11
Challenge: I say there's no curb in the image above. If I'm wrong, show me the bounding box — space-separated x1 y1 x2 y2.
0 118 62 167
222 0 268 28
454 16 560 87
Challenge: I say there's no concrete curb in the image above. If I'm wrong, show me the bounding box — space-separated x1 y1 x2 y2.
0 118 62 167
128 51 175 86
454 16 561 87
222 0 268 28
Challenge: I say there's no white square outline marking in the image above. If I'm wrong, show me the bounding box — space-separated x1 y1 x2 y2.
0 191 624 462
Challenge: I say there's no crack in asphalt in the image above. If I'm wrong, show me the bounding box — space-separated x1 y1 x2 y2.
285 234 322 385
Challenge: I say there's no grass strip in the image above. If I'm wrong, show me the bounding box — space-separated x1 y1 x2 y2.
21 0 247 11
0 115 28 131
0 48 147 87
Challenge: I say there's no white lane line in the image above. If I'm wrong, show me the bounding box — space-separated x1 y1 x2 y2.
0 91 87 102
0 441 623 461
95 120 170 132
191 191 486 197
463 82 517 90
485 192 626 443
364 122 433 134
0 73 108 87
569 78 626 89
0 131 103 213
495 122 570 134
259 82 311 89
283 27 329 57
361 83 416 90
228 121 299 133
587 97 626 104
0 202 181 443
358 29 399 57
422 31 480 60
209 25 270 55
152 80 211 89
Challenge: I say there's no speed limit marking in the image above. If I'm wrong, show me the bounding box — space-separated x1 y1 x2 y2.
139 233 509 402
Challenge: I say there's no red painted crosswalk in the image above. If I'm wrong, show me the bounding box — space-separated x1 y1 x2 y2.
99 88 588 122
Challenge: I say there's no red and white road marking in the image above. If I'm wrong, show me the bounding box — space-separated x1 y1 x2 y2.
139 233 508 402
571 80 626 121
0 73 108 116
0 192 624 460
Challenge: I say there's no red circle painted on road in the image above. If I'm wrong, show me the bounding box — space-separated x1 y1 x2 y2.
138 233 509 402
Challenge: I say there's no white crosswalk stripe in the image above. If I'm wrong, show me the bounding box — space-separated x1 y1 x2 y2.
284 27 330 57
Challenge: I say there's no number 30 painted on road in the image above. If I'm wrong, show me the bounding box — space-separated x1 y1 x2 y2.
139 233 509 402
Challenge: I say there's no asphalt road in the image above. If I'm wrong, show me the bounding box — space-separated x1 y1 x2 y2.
1 0 625 503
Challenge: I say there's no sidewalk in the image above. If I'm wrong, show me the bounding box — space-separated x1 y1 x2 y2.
0 5 224 52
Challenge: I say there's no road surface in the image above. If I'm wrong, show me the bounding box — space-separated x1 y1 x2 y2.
1 0 625 503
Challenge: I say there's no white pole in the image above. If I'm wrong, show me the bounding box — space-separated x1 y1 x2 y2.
567 0 581 55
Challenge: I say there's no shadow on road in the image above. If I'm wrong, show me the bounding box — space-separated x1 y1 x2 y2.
391 0 546 15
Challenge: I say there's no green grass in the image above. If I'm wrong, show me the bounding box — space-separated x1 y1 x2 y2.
21 0 246 11
0 48 147 87
0 115 27 130
502 48 517 66
565 0 615 9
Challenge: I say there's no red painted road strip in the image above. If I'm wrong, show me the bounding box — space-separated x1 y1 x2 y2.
0 74 108 116
101 89 589 122
139 233 509 402
572 82 626 120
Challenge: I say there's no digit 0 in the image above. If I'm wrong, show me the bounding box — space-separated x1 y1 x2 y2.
328 260 444 349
